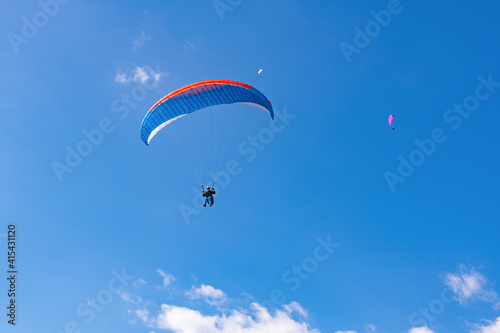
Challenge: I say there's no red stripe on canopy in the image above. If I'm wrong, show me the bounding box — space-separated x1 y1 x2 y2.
149 80 253 111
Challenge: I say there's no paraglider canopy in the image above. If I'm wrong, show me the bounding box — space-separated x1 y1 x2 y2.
140 79 273 145
258 69 263 77
388 115 395 130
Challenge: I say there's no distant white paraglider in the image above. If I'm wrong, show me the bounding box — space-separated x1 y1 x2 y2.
258 69 263 77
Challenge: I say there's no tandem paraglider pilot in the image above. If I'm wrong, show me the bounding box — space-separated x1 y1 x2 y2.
202 186 216 207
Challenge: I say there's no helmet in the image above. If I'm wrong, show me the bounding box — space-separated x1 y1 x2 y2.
206 186 210 189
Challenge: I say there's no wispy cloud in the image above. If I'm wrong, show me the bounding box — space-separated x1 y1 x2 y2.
115 66 166 85
186 284 227 305
143 9 154 21
134 278 147 288
118 289 148 307
133 31 150 50
117 290 134 303
184 40 198 51
365 324 377 333
284 301 308 319
443 265 498 306
136 309 150 322
471 317 500 333
157 269 176 288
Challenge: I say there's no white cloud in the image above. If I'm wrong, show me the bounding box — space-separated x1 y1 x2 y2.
118 290 134 303
153 302 320 333
184 40 198 51
143 9 154 21
187 284 227 305
136 309 149 322
444 265 498 305
365 324 377 333
115 66 166 85
409 327 435 333
471 317 500 333
133 31 150 50
123 273 320 333
157 269 176 288
283 301 308 319
134 278 147 288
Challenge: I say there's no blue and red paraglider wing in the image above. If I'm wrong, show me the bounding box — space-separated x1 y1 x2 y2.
140 79 274 145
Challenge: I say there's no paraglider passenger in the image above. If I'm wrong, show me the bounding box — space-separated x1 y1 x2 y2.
202 186 216 207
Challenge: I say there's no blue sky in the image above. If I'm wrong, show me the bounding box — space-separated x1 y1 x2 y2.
1 0 500 332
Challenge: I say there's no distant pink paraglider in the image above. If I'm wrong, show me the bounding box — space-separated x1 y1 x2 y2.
388 115 395 130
